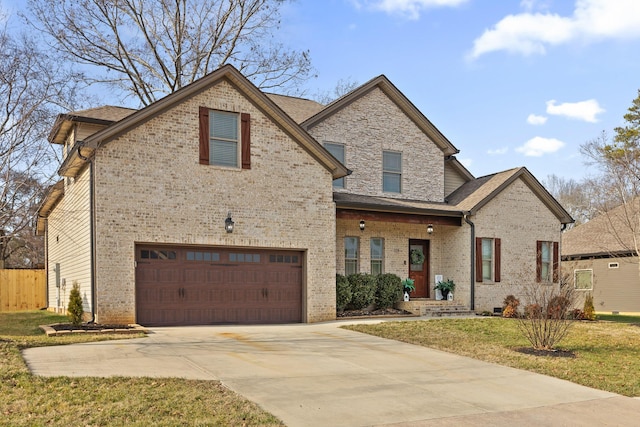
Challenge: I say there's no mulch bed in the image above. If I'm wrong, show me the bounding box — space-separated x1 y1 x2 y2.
337 307 414 318
515 347 576 358
49 323 135 331
40 323 147 336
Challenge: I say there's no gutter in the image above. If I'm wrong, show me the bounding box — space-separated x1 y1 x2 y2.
464 213 475 311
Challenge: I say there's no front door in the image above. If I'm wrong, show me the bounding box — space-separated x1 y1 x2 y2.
408 240 430 298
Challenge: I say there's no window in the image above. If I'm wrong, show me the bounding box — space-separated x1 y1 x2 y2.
210 111 238 167
229 253 260 263
475 238 501 282
140 249 177 260
574 269 593 290
608 262 619 269
344 237 359 275
186 251 220 262
383 151 402 193
324 142 345 188
536 241 559 283
199 107 250 168
370 238 384 275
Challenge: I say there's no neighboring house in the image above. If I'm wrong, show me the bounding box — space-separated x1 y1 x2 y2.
37 65 573 326
562 200 640 313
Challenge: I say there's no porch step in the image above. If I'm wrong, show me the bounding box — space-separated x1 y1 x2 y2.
395 300 475 318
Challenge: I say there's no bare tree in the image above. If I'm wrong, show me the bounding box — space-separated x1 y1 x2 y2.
543 174 597 228
581 91 640 272
313 77 359 105
0 16 80 268
26 0 314 106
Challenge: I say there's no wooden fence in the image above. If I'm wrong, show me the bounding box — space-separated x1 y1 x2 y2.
0 269 47 312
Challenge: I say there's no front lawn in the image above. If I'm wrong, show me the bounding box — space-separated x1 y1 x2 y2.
344 317 640 397
0 311 283 426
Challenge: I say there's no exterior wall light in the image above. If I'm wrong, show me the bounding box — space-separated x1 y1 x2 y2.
427 224 434 234
359 220 365 231
225 212 235 233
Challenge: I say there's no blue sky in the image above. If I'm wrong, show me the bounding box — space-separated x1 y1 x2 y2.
3 0 640 183
280 0 640 182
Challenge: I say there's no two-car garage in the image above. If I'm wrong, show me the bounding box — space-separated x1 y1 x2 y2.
135 245 303 326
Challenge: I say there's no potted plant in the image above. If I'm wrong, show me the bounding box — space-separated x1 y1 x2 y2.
401 278 415 301
435 279 456 300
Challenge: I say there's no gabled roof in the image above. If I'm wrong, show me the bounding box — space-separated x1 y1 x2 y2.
445 155 475 181
562 199 640 258
48 106 136 144
265 93 324 123
35 180 64 235
448 167 573 223
57 65 348 180
301 75 459 157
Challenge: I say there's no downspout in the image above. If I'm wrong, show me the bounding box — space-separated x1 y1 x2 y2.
561 223 568 232
464 213 475 311
78 144 96 323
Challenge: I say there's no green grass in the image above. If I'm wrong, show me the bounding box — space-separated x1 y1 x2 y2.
0 311 283 426
344 317 640 397
596 313 640 324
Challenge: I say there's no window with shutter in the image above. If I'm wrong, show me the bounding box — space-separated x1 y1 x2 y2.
476 237 501 283
199 108 250 168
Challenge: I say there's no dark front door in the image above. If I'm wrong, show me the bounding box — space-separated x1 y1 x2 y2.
408 240 429 298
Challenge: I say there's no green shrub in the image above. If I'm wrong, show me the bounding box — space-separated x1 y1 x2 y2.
347 273 376 309
67 281 84 326
375 273 403 309
583 293 596 321
336 274 352 312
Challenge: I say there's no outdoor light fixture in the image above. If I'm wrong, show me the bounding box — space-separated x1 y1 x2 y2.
427 223 434 234
224 212 235 233
359 220 365 231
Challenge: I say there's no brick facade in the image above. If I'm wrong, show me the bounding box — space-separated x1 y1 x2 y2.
92 79 337 323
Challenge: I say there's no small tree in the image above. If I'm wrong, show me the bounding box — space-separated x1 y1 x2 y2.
375 273 402 309
336 274 351 312
583 293 597 321
516 283 576 350
67 281 84 326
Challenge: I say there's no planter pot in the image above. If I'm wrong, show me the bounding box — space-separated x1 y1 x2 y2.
441 289 450 300
403 291 410 301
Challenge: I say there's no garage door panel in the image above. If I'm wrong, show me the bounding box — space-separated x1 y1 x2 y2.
136 246 303 326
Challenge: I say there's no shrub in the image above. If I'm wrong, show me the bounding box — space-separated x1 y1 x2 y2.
583 293 597 321
502 295 520 318
547 295 571 319
67 281 84 326
570 308 585 320
336 274 352 312
516 284 576 350
375 273 403 309
347 273 376 309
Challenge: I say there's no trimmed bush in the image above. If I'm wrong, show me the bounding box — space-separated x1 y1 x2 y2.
375 273 403 309
547 295 571 319
502 295 520 318
336 274 352 312
347 273 376 309
67 281 84 326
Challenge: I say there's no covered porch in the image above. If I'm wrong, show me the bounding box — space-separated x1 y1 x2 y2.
334 193 473 311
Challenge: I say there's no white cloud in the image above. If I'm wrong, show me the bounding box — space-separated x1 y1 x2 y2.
516 136 565 156
527 114 548 125
546 99 605 122
488 147 508 155
469 0 640 59
354 0 468 19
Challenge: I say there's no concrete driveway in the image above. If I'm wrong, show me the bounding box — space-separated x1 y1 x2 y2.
23 319 640 426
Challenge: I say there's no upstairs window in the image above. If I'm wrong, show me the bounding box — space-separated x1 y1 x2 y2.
382 151 402 193
324 142 346 188
199 107 250 169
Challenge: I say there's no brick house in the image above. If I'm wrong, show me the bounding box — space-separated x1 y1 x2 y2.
37 65 572 325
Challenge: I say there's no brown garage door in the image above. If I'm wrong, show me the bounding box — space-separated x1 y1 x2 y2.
135 245 303 326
